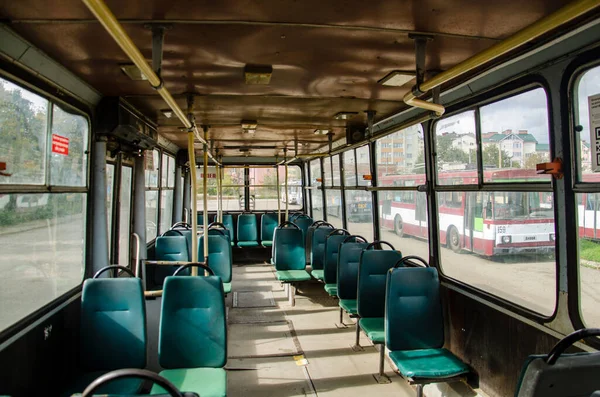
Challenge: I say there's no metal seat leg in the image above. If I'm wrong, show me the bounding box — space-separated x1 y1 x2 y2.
373 344 391 384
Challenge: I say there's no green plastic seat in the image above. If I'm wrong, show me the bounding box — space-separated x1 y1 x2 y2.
237 214 259 247
339 298 358 315
273 225 310 282
323 229 349 296
261 213 279 248
200 234 233 294
311 269 324 280
359 317 385 344
386 266 469 393
237 240 259 247
151 367 226 397
62 276 146 396
324 283 337 296
276 270 311 282
157 275 227 396
310 223 334 277
389 349 469 378
154 235 190 283
223 282 232 294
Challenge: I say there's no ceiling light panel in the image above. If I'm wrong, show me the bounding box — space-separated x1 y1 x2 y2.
378 71 414 87
120 63 147 81
244 65 273 85
333 112 358 120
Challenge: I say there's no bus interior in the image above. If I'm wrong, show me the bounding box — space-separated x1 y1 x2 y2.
1 1 600 396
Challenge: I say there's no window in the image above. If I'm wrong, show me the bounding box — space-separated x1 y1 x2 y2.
480 88 550 179
145 149 160 242
309 159 321 186
323 157 332 187
437 190 556 315
345 190 373 241
119 166 132 267
0 79 48 185
309 159 324 221
325 189 343 229
0 76 89 333
435 111 477 183
159 153 175 234
573 64 600 327
50 104 89 186
434 89 556 316
331 155 341 186
276 166 302 211
343 150 357 186
356 145 371 187
106 163 115 241
377 124 425 181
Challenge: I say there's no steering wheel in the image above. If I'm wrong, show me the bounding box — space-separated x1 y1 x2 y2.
81 368 197 397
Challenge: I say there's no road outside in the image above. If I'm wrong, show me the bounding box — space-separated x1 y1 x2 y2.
346 219 600 327
0 215 84 332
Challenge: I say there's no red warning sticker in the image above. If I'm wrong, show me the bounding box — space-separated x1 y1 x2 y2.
51 134 69 156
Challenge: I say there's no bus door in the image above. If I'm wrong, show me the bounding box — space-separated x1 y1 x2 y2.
464 192 484 252
415 191 427 238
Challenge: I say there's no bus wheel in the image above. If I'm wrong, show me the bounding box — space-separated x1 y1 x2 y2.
394 215 404 237
448 226 461 253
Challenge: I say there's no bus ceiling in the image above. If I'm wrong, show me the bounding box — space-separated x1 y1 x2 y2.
2 0 599 162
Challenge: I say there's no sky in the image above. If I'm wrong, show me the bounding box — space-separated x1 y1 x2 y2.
1 78 48 113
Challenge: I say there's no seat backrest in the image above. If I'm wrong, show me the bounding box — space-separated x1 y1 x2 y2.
337 237 369 300
515 354 600 397
159 276 226 369
310 224 334 270
323 230 350 284
261 213 279 242
385 267 444 351
222 214 235 242
294 215 313 239
357 248 402 318
199 235 232 283
155 235 189 262
81 278 146 370
237 214 258 242
165 229 193 259
273 227 306 271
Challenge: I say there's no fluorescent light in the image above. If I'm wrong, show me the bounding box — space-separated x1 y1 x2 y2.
241 120 257 134
161 109 173 118
314 129 331 135
119 63 147 81
333 112 358 120
378 71 414 87
244 65 273 85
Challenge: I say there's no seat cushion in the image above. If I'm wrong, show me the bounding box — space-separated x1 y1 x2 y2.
359 317 385 344
389 348 469 379
262 240 273 247
223 282 232 294
339 299 358 315
151 368 227 397
276 270 311 282
324 284 337 296
61 371 144 397
238 241 259 247
311 269 324 280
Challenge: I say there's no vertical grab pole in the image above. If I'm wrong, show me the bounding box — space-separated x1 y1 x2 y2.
202 126 209 269
276 159 281 224
216 156 222 224
187 95 199 276
284 148 289 222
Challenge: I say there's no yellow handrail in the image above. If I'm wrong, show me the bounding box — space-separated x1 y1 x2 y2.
404 0 599 115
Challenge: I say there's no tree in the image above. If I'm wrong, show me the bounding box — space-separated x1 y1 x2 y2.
482 144 515 168
435 134 469 165
524 152 548 169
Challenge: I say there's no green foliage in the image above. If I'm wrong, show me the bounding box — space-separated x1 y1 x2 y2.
580 239 600 264
482 144 515 168
0 81 47 184
436 134 470 165
524 152 547 169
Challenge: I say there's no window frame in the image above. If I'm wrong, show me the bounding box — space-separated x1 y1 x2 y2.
430 80 558 322
0 71 91 340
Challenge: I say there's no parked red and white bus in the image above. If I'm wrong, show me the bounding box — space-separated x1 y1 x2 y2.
379 169 555 256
